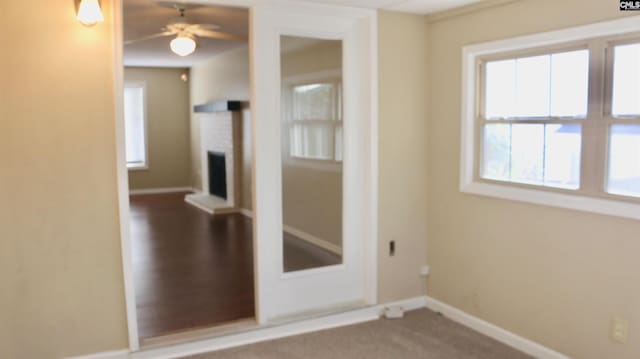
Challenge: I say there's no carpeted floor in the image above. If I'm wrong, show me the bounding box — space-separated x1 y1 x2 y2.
185 309 534 359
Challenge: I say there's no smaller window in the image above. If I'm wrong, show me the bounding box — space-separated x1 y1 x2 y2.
608 42 640 198
284 77 342 163
124 82 147 170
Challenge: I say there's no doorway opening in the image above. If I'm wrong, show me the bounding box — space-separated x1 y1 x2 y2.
119 0 351 346
122 1 255 343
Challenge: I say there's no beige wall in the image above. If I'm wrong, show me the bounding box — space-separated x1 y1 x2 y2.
189 46 251 207
0 1 128 358
377 11 430 303
125 67 191 190
280 39 343 247
427 1 640 358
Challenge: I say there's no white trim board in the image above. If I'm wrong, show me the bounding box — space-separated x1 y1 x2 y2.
237 210 342 256
130 296 425 359
424 296 571 359
66 349 129 359
282 225 342 256
129 187 195 195
68 296 568 359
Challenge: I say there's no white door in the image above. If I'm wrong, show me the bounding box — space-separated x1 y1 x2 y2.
250 3 378 323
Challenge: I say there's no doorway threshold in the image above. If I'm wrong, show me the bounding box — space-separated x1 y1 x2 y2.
130 302 387 359
140 318 259 350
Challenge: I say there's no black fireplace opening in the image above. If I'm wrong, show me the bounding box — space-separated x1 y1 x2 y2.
208 151 227 200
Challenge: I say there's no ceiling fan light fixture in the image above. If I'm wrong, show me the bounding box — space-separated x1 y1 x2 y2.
77 0 105 27
170 34 197 57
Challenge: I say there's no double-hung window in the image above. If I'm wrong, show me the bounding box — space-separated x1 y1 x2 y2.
283 72 343 167
123 82 148 170
461 18 640 219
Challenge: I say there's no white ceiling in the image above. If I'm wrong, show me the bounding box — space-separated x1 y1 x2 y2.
123 0 484 68
123 0 249 68
291 0 484 13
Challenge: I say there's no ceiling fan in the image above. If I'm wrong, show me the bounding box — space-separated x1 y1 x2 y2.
124 4 247 57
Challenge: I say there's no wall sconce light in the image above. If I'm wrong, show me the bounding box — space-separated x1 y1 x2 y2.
77 0 104 27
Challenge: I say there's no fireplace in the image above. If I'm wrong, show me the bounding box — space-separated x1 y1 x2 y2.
185 109 244 214
208 151 227 200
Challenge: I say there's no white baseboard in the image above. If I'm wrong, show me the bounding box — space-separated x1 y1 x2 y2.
238 208 253 218
282 225 342 256
66 349 129 359
73 297 569 359
237 209 342 256
424 296 571 359
130 296 426 359
129 187 194 195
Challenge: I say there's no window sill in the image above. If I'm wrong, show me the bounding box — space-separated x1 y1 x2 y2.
460 180 640 221
127 164 148 172
284 157 342 173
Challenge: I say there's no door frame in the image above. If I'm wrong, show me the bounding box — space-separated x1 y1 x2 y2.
112 0 378 351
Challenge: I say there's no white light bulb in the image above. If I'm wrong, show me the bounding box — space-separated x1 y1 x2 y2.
77 0 105 27
170 35 197 57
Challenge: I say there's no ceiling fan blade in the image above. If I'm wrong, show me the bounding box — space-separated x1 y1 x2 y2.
124 31 175 45
191 23 221 31
190 29 247 42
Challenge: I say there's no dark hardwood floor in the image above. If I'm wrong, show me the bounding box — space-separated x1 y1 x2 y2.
130 192 340 339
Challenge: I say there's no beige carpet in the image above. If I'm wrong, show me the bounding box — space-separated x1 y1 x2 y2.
185 309 534 359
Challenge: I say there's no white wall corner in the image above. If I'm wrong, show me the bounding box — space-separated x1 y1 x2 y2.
424 296 571 359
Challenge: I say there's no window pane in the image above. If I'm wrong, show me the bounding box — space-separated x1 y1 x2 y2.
550 50 589 117
293 83 338 121
289 123 334 160
482 124 511 180
124 86 145 166
510 124 545 184
544 124 582 189
482 123 581 188
334 125 343 162
608 125 640 197
485 50 588 119
515 55 550 117
612 43 640 116
485 60 516 119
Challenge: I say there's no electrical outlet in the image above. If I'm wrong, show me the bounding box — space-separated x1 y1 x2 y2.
420 265 430 277
611 317 629 344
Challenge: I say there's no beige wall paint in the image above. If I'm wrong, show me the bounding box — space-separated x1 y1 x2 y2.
427 1 640 359
377 11 430 303
125 67 191 191
189 46 251 205
280 39 343 247
0 1 128 358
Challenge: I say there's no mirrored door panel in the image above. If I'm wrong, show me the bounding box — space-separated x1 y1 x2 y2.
280 36 343 272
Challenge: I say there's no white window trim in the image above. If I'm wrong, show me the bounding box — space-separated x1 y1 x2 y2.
460 15 640 221
282 69 342 172
124 80 149 171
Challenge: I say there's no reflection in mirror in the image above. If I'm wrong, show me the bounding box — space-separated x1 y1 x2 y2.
280 36 343 272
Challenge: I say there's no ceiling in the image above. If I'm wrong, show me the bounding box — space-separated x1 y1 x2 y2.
123 0 484 68
291 0 484 13
123 0 249 68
